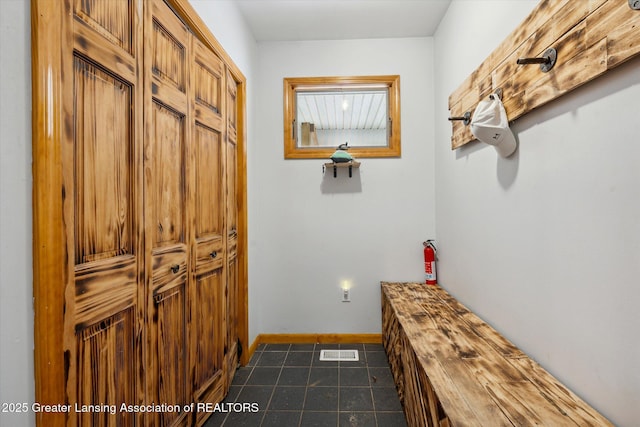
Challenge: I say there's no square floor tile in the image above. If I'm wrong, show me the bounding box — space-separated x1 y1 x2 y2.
246 367 281 385
367 367 394 387
363 343 384 352
221 410 265 427
247 351 262 367
269 386 306 411
257 351 287 367
375 411 408 427
339 411 376 427
285 351 313 366
372 387 403 411
308 367 338 387
315 343 340 350
304 387 339 411
340 368 370 386
264 343 290 351
236 385 274 409
290 343 315 352
312 351 338 367
300 411 338 426
202 410 226 427
261 410 301 427
340 343 365 351
223 385 242 403
339 387 373 412
231 367 252 386
364 351 389 367
278 367 310 386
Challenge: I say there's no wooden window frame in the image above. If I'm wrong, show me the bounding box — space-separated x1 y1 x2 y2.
283 75 401 159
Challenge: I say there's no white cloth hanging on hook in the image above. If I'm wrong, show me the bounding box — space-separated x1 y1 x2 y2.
470 95 517 158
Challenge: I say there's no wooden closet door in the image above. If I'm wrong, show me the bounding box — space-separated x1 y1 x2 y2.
190 37 227 425
34 1 247 425
144 1 191 425
225 69 240 380
63 1 143 426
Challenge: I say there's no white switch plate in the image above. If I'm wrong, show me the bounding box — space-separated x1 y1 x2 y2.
342 288 350 302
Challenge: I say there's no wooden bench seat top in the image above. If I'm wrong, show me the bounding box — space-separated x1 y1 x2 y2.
381 282 613 427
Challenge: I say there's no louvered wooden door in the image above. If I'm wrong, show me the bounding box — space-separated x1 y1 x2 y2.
65 1 143 426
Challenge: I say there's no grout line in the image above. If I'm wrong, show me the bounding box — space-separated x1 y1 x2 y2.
297 347 313 427
257 363 282 427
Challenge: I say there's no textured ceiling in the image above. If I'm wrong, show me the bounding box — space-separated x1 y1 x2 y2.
235 0 452 41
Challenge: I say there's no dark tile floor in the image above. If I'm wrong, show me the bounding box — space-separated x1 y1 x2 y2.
204 343 408 427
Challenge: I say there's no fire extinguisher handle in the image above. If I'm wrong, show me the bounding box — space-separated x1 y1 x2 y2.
423 240 436 251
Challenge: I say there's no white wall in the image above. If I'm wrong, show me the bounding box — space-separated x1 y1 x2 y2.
190 0 256 79
252 38 435 335
434 2 640 426
6 1 636 425
0 0 34 425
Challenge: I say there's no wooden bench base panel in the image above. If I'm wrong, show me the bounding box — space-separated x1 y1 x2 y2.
381 282 613 427
383 291 448 427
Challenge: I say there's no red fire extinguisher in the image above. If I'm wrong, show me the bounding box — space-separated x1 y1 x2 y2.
423 240 437 285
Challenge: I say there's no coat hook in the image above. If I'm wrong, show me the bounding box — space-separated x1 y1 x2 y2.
489 88 503 101
448 111 471 125
517 47 557 72
630 0 640 10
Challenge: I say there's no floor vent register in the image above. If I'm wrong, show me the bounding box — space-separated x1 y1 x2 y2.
319 349 359 362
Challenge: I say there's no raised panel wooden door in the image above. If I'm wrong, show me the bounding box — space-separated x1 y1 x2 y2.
65 1 143 426
190 37 227 423
144 1 191 425
225 70 239 379
34 1 247 426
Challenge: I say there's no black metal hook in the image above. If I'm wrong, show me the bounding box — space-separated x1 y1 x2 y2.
489 88 503 101
517 47 557 72
448 111 471 126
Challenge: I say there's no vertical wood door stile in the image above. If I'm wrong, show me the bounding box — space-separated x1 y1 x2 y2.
144 0 191 425
190 33 228 425
66 0 143 426
225 67 240 386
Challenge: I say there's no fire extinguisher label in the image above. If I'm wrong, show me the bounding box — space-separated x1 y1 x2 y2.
425 261 436 280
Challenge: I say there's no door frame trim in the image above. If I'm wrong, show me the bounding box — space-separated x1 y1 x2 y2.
31 1 68 425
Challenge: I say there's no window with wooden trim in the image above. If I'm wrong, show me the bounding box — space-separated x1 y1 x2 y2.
284 75 401 159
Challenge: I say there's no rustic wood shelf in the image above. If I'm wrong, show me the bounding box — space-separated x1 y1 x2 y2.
381 282 613 427
448 0 640 149
323 161 361 178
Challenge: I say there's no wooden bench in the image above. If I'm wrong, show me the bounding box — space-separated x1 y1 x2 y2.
381 282 613 427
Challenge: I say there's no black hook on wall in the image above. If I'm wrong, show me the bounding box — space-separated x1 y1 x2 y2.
517 47 557 72
448 111 471 126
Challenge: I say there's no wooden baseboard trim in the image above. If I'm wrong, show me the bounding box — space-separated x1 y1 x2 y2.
247 336 261 360
244 333 382 364
258 333 382 344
